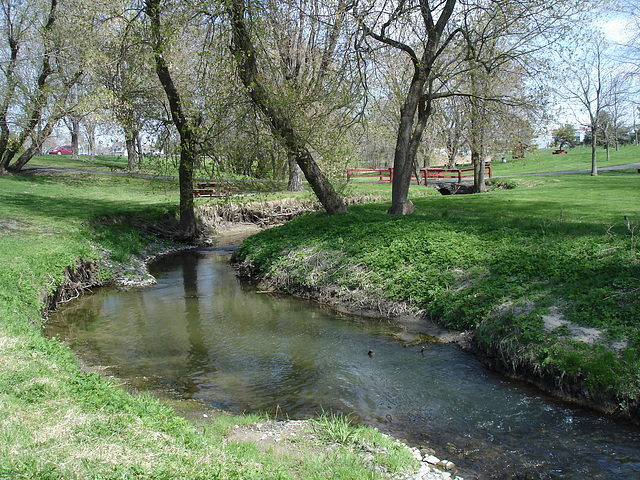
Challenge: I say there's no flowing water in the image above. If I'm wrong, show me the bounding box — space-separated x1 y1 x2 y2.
46 248 640 479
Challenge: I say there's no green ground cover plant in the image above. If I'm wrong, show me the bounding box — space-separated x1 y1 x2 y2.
2 151 639 476
235 170 640 413
0 172 417 479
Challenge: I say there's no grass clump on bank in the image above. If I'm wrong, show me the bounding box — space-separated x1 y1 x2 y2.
234 170 640 419
0 172 417 479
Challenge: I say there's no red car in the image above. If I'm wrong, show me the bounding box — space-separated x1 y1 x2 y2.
48 145 73 155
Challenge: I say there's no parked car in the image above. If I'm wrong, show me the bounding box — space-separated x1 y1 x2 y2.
48 145 73 155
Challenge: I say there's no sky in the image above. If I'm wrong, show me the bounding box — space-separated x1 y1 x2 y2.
600 17 635 44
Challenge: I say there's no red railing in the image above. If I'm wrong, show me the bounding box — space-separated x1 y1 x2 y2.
346 168 419 183
346 165 492 185
419 165 492 185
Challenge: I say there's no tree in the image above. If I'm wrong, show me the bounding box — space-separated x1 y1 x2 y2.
356 0 585 212
0 0 60 172
0 0 95 173
227 0 347 215
144 0 200 239
356 0 458 214
0 0 26 164
552 123 577 147
563 37 611 176
432 96 468 169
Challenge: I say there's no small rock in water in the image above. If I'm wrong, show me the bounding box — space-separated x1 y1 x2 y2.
423 454 440 465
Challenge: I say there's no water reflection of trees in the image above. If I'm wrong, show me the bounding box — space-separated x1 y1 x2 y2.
180 252 214 397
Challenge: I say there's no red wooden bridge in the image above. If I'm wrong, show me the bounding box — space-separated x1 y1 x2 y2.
346 165 492 185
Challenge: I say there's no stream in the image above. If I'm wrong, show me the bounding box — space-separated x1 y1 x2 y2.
45 247 640 479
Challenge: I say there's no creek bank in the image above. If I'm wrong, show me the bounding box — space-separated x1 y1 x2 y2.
232 245 639 426
50 200 634 426
44 215 462 480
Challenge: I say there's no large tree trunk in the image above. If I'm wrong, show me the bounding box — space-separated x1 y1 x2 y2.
446 145 458 169
472 149 486 192
6 71 82 172
71 115 80 159
136 133 144 166
363 0 457 215
85 120 96 161
146 0 198 240
10 109 67 171
287 154 304 191
470 118 486 192
0 34 20 174
124 127 138 171
388 75 427 215
228 0 346 215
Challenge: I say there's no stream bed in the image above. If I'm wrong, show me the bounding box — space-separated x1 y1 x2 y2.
45 248 640 479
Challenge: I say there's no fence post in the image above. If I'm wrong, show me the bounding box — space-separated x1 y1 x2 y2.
457 170 462 183
389 167 394 183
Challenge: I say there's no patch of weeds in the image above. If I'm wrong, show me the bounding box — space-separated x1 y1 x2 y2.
312 410 358 446
90 216 155 263
551 324 572 337
486 178 518 190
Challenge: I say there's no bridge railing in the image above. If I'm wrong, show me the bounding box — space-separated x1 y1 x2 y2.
346 165 492 185
419 165 492 185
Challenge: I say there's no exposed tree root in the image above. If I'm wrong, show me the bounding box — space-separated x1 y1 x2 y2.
43 260 102 315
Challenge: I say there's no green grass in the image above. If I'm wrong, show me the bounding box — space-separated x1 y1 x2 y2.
491 144 640 176
0 171 417 479
2 149 639 476
235 170 640 405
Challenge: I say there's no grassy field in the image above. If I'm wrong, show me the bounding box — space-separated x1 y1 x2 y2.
0 170 417 479
490 144 640 176
29 144 640 180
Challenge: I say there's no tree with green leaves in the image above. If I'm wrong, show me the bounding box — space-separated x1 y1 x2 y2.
144 0 200 239
355 0 590 212
227 0 348 215
0 0 98 173
552 124 577 148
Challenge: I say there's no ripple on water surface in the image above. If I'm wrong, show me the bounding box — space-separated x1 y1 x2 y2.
47 250 640 480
